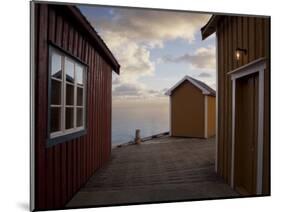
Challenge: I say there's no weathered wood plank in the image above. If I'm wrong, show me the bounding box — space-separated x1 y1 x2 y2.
35 4 48 209
67 137 239 207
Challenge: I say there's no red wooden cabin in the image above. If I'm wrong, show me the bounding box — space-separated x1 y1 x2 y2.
31 3 120 210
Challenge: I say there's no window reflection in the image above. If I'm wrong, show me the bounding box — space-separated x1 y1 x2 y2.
51 107 61 132
76 64 84 86
51 52 62 79
51 79 61 105
50 48 86 138
65 107 74 129
77 108 83 127
65 58 75 83
77 87 83 106
66 84 74 105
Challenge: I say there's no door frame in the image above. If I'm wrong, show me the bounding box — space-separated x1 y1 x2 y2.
228 58 266 195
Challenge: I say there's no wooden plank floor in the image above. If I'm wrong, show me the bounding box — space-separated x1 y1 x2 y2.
66 136 239 207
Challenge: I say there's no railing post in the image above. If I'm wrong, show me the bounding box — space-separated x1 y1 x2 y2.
134 129 142 144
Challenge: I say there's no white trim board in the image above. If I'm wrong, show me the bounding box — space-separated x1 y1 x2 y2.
215 32 219 172
204 96 208 138
229 58 266 195
169 96 172 136
30 2 35 211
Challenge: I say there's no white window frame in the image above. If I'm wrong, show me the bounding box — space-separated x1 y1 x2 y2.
49 46 87 140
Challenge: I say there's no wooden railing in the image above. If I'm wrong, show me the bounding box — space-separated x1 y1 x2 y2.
141 131 170 142
113 131 170 148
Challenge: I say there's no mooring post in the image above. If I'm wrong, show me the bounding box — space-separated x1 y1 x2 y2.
135 129 142 144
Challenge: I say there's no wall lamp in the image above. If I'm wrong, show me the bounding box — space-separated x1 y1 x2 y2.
235 48 247 61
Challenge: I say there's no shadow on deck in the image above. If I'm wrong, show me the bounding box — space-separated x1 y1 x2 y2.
66 136 239 207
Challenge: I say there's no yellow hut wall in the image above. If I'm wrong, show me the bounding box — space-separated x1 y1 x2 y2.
171 81 205 138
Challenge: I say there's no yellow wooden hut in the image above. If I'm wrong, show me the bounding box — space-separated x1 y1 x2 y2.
166 75 216 139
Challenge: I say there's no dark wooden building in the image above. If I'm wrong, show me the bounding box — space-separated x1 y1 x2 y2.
31 3 120 210
201 15 270 195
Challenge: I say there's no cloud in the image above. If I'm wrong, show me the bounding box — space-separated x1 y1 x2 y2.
98 31 156 84
85 7 211 98
93 9 211 47
113 83 143 97
162 46 215 69
112 82 166 100
198 72 212 78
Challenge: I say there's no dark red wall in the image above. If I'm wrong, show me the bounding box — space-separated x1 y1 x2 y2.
35 4 113 210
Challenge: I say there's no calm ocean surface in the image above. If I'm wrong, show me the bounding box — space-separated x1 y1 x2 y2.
112 100 169 146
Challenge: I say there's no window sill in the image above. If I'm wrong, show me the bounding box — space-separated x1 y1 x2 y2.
46 129 87 148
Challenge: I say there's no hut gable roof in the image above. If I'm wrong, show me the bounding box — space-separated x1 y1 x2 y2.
165 75 216 96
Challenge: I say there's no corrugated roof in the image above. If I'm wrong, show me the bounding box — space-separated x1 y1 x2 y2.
165 75 216 96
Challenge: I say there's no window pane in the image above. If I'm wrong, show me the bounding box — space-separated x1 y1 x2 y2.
76 108 84 127
76 64 84 86
51 79 61 105
51 107 61 132
65 58 75 83
51 52 62 79
77 87 83 106
66 83 74 105
65 107 74 129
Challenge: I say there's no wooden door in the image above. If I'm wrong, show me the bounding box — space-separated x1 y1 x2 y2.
234 72 259 195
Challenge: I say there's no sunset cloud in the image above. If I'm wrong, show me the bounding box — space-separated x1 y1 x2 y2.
198 72 212 78
112 82 166 100
79 6 214 99
93 8 211 47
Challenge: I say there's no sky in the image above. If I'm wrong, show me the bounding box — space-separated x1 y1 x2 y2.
78 5 216 104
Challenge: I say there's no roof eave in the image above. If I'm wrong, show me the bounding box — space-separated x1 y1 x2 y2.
63 5 121 74
201 15 220 40
164 76 216 96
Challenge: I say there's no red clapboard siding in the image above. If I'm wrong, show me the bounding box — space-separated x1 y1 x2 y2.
34 4 116 210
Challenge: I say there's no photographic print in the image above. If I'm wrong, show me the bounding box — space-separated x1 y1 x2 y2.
30 1 270 211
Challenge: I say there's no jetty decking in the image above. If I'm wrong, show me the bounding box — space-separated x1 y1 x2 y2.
66 136 239 207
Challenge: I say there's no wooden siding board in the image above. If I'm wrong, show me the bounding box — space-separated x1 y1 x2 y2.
237 17 243 67
35 4 48 209
48 8 56 43
217 22 222 177
93 52 97 171
97 54 101 169
99 55 102 168
88 51 93 172
93 50 97 171
53 145 61 208
242 17 249 64
248 17 256 61
68 26 74 53
263 18 270 194
223 18 228 180
102 59 106 163
88 46 92 177
227 17 233 184
83 42 88 182
62 19 69 49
